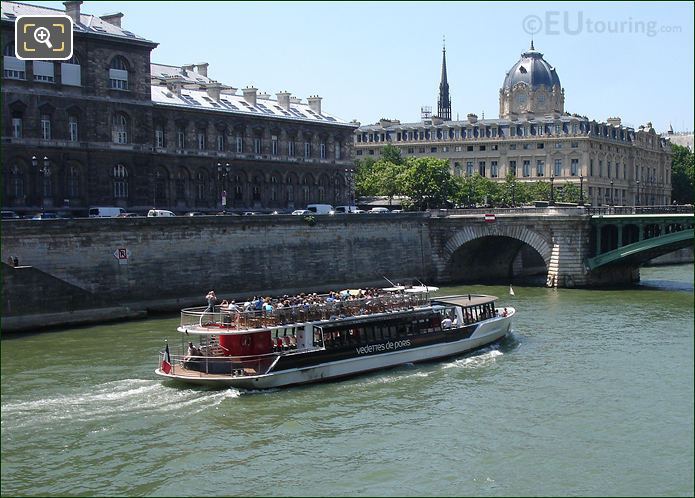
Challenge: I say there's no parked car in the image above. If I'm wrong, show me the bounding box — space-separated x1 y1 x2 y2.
291 209 312 215
31 212 59 220
118 212 139 218
184 211 206 216
391 209 403 213
368 207 390 214
147 209 176 217
1 210 20 219
334 205 359 214
242 211 259 216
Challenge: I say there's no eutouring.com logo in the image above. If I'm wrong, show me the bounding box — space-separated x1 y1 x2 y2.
522 11 682 38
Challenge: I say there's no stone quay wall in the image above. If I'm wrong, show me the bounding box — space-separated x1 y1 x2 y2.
1 214 433 315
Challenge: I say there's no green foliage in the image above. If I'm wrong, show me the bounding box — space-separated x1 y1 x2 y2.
303 215 316 226
399 157 455 210
671 144 694 204
555 181 581 203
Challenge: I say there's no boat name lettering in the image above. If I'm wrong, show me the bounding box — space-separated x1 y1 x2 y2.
355 339 412 355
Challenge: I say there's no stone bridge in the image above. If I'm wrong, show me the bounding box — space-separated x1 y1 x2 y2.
429 206 693 288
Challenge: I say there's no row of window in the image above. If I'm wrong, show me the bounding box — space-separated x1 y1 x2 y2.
155 125 342 159
4 44 130 90
10 115 79 141
452 158 581 178
5 163 348 204
357 122 633 144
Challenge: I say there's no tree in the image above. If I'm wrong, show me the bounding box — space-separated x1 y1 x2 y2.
354 157 378 196
555 181 581 203
671 144 694 204
380 144 404 165
399 157 454 210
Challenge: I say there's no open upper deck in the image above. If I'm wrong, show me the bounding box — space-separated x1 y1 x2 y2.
179 289 434 335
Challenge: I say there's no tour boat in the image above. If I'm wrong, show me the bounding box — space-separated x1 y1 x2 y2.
155 287 515 389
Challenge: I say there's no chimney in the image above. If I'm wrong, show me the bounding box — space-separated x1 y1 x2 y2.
467 113 478 124
258 92 270 100
290 96 302 104
307 95 322 114
607 117 622 127
100 12 123 27
242 86 258 106
276 91 291 111
194 63 209 77
63 1 82 23
206 83 222 101
166 77 184 97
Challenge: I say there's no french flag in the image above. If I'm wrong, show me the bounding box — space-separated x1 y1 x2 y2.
161 342 172 374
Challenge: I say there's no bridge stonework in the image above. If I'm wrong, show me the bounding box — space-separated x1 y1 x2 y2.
428 212 593 288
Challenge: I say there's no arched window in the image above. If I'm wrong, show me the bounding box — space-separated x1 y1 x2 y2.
4 164 25 199
3 43 25 79
196 171 207 202
61 54 81 86
109 56 129 90
113 164 128 199
175 170 187 200
112 113 128 144
66 165 80 197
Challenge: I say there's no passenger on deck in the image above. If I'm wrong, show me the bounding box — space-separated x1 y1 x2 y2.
186 341 201 360
205 290 217 312
441 316 453 329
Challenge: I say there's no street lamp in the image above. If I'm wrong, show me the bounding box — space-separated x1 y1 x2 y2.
217 162 231 210
549 174 555 206
610 180 614 206
344 168 355 206
32 155 51 211
579 175 584 206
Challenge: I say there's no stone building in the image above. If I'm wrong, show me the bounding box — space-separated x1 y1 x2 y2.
1 1 357 215
355 42 672 207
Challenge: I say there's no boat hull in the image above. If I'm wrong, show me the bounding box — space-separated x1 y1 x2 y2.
155 313 512 389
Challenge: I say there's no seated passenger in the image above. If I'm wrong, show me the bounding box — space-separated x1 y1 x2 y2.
441 317 453 329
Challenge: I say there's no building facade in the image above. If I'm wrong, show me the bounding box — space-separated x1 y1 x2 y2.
355 43 672 207
1 1 357 215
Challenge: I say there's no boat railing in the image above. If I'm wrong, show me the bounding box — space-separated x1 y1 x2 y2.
180 292 429 331
160 351 277 377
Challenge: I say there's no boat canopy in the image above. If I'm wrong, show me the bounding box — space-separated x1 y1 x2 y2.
432 295 498 308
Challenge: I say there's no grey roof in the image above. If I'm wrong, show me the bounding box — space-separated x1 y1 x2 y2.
151 83 352 126
433 295 499 307
1 1 155 45
502 45 561 90
357 115 596 132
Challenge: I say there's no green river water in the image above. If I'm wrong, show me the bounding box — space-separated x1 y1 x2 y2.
1 264 693 496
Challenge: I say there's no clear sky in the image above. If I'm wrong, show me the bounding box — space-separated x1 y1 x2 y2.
28 1 695 132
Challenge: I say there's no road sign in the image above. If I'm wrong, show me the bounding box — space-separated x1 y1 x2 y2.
484 214 496 223
113 248 130 265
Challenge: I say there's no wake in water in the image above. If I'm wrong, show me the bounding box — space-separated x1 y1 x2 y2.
1 378 241 430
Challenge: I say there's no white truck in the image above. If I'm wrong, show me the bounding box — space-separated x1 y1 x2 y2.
306 204 335 215
89 207 126 218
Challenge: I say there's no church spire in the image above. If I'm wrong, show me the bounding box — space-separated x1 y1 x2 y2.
437 37 452 121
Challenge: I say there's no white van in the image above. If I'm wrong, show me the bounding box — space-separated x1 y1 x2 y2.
306 204 335 215
334 205 359 214
89 207 126 218
147 209 176 217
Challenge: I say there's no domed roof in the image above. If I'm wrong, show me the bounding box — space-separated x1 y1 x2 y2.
502 42 561 90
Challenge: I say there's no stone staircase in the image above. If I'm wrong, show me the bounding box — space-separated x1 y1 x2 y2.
546 242 560 288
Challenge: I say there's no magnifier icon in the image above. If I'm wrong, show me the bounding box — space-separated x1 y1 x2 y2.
33 27 53 49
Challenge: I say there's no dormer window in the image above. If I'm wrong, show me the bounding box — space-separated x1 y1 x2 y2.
519 65 527 74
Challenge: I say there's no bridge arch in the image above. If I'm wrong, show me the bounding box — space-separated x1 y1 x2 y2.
442 225 552 283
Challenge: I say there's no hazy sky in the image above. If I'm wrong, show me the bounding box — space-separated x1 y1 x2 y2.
29 1 695 132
